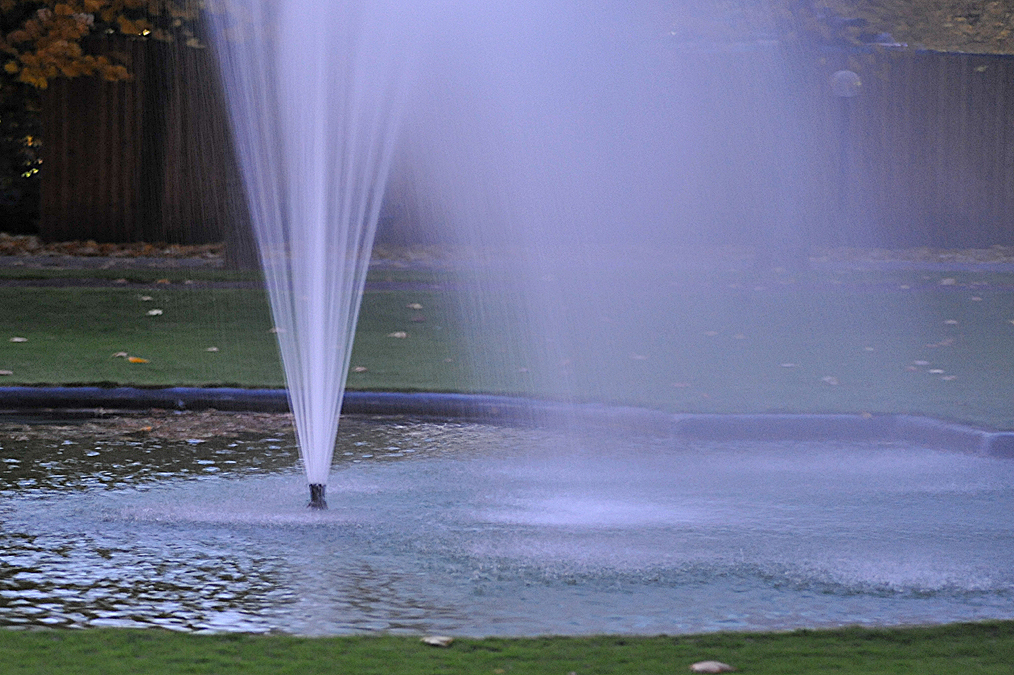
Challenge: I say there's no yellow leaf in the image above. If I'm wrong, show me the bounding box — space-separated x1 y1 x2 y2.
127 356 149 363
4 61 19 74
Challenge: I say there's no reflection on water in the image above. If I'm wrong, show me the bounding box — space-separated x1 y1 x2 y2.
2 416 1014 635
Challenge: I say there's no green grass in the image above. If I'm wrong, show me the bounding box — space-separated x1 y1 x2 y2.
1 622 1012 674
0 286 465 390
1 267 1014 429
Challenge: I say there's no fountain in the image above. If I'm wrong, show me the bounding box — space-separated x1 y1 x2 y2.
206 0 829 496
2 0 1014 638
207 0 416 506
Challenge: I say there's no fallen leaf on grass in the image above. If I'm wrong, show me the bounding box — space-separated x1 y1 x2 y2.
139 295 153 301
406 303 423 310
821 376 840 385
970 296 983 301
205 347 219 352
155 278 171 284
939 278 957 286
928 369 945 374
387 331 408 339
913 360 930 366
352 366 368 373
147 309 163 316
0 370 12 376
112 352 128 358
944 319 958 325
9 337 27 343
127 357 149 363
941 375 958 381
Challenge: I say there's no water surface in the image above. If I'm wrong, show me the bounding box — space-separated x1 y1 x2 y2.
2 417 1013 635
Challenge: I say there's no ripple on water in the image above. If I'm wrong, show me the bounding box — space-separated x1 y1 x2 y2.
2 418 1014 635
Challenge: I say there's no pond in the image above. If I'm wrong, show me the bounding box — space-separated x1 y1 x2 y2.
2 416 1013 635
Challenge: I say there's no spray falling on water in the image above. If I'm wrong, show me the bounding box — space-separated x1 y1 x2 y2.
209 0 829 493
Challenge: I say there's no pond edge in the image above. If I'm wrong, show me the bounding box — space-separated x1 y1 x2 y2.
0 386 1011 459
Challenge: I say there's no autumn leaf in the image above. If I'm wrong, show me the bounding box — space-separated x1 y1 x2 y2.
127 356 149 363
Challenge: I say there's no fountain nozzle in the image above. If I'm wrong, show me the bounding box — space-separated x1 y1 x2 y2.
308 483 328 510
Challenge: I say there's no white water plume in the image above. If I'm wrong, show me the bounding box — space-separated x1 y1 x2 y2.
207 0 412 484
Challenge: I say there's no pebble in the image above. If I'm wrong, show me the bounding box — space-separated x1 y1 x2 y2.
420 635 454 647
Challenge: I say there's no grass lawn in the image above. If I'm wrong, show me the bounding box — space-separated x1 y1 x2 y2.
1 265 1014 428
1 621 1013 674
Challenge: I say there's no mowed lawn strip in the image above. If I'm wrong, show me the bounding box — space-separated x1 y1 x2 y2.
1 622 1013 675
0 287 464 391
1 268 1014 429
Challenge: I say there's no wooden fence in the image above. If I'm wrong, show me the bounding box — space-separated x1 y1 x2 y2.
814 49 1014 248
38 43 1014 250
40 36 249 252
40 37 145 242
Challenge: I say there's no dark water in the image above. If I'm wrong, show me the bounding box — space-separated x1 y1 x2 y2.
2 417 1013 635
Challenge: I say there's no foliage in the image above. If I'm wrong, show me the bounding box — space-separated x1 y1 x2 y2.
812 0 1014 53
0 1 203 234
0 0 202 89
666 1 1014 54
